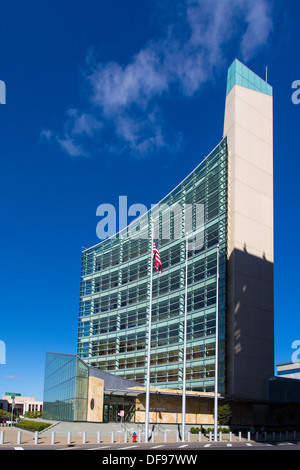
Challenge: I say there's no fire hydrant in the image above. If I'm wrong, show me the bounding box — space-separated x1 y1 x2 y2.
132 432 137 442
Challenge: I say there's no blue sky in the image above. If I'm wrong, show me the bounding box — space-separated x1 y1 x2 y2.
0 0 299 401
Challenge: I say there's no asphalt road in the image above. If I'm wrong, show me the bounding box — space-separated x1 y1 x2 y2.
1 440 300 451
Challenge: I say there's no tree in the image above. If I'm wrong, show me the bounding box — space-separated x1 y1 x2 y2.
218 404 231 426
0 409 15 422
213 404 231 426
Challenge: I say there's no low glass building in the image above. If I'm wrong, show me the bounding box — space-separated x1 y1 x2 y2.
77 138 228 395
43 351 142 422
43 352 89 421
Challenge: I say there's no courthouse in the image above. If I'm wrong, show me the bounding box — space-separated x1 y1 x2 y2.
44 60 279 425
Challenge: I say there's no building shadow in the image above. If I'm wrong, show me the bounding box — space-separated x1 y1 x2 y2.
226 246 274 402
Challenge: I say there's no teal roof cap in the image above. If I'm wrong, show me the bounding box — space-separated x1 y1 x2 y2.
226 59 272 97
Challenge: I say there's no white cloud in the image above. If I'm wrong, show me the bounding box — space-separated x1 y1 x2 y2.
41 109 102 157
56 135 87 157
240 0 273 60
44 0 273 158
89 47 168 115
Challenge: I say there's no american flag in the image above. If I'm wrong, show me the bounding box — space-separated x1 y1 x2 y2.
153 239 162 273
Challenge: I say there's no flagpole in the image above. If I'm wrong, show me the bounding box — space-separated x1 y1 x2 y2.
145 221 154 442
214 243 220 442
182 232 188 441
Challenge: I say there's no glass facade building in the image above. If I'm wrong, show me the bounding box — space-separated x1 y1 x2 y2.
77 138 228 395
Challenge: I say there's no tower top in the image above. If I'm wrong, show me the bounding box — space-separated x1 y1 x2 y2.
226 59 273 97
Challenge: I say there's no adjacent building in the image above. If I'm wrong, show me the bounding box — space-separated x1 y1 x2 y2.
1 394 43 417
276 363 300 380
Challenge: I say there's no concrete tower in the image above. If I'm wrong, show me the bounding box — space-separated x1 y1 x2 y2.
224 59 274 400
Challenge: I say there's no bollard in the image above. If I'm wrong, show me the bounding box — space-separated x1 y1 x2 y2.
97 431 101 444
83 432 87 444
34 431 39 445
198 432 202 442
164 431 167 443
151 432 155 443
51 432 55 445
138 431 141 443
67 432 71 445
209 431 212 441
124 431 128 443
176 431 179 442
238 431 241 442
247 431 250 441
187 431 190 442
229 432 232 442
111 431 114 444
17 431 22 445
219 431 222 442
0 431 3 444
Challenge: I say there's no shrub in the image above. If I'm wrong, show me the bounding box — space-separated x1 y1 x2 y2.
206 427 230 433
190 427 206 434
14 420 52 432
24 411 42 419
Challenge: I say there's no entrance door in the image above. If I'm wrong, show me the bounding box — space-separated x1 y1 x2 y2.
103 399 136 422
103 404 109 423
103 404 118 422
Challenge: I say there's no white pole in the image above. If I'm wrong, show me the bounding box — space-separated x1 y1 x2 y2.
9 397 15 444
214 244 220 442
145 222 154 442
182 233 188 441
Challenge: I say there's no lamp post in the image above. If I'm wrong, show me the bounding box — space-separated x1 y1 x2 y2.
145 222 154 442
213 244 220 442
9 395 15 444
181 232 189 441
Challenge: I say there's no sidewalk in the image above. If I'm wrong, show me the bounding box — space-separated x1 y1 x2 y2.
0 426 251 447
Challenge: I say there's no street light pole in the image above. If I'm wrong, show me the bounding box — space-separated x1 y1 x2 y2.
9 395 15 444
214 244 220 442
181 232 188 442
145 222 154 443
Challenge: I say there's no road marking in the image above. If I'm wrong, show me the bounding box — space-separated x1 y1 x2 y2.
59 447 82 450
246 443 252 446
14 447 24 450
204 444 211 447
118 445 139 450
227 444 232 447
178 444 188 448
87 446 112 450
151 445 165 449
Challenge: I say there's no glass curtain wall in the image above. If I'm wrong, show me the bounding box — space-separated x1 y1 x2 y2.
43 352 89 421
77 138 227 394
